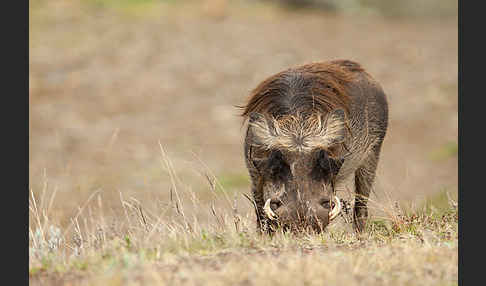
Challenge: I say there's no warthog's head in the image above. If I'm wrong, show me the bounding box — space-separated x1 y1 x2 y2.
247 109 350 233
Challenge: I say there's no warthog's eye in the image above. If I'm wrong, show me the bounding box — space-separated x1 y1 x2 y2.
267 150 291 182
311 149 344 181
249 146 270 173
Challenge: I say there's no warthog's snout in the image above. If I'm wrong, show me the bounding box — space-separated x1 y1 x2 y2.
263 195 342 233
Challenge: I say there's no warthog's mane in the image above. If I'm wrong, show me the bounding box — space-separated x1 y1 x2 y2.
248 112 349 153
241 60 363 152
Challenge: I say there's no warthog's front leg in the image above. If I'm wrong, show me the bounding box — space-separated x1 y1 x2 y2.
353 144 382 233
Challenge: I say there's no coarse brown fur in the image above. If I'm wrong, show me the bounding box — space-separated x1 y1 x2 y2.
242 60 359 118
240 59 388 234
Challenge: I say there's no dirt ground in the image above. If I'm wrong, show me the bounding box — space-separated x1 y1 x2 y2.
29 0 457 228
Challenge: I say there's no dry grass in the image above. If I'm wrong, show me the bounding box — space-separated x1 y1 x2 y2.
29 171 458 286
29 0 457 285
29 147 458 285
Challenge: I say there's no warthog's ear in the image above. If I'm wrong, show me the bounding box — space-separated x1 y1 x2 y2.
322 109 348 146
248 112 278 147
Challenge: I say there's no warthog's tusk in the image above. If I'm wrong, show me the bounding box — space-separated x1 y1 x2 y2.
328 196 342 221
263 199 277 220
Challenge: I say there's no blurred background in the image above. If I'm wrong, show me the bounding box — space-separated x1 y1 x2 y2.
29 0 458 227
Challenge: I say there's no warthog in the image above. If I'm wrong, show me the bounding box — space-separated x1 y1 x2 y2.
241 60 388 234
